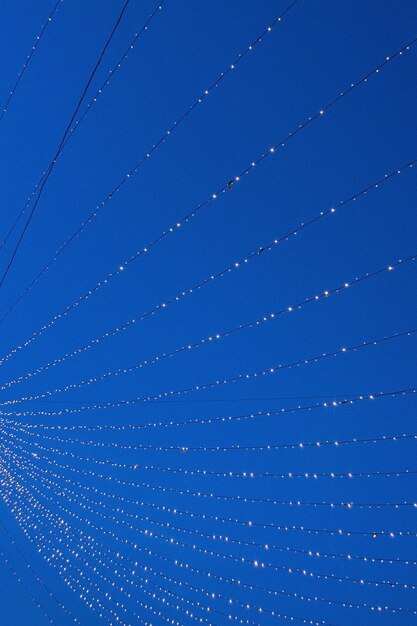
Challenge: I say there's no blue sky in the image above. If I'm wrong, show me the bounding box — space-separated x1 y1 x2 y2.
0 1 416 624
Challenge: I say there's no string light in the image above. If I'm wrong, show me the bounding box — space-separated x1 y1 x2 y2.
0 0 165 256
0 475 133 625
4 433 416 542
1 251 415 397
0 1 62 128
3 452 414 618
0 0 299 324
0 517 81 624
5 454 417 601
1 143 415 375
1 463 339 626
0 548 58 626
1 466 198 626
3 427 417 512
4 420 416 482
61 1 165 143
0 0 134 291
4 443 417 568
3 327 416 415
4 414 416 455
4 386 414 429
3 8 416 624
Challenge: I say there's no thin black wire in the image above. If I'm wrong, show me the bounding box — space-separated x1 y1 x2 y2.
0 0 164 254
0 0 300 323
1 386 416 427
3 329 416 413
0 0 132 290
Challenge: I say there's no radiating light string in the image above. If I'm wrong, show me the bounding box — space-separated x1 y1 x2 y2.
0 517 81 624
1 250 415 400
0 0 63 128
0 0 133 290
0 0 300 324
0 0 165 255
3 419 417 482
5 386 414 429
3 15 416 620
3 327 415 416
2 425 416 512
5 454 417 599
1 463 338 626
4 454 415 613
1 466 197 626
5 443 417 569
3 431 415 542
0 549 58 626
0 475 262 626
1 473 130 626
4 414 416 455
1 116 415 376
2 494 258 626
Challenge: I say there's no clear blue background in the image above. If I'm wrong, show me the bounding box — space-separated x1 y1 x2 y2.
0 0 416 624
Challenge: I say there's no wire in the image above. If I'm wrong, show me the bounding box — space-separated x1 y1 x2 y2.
1 157 414 381
0 0 165 254
2 250 414 398
0 0 299 323
3 327 415 415
0 0 132 290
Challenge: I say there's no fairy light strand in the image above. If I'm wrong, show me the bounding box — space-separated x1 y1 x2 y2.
5 386 414 429
1 120 415 370
3 426 417 511
4 414 415 455
4 419 417 482
0 466 189 626
0 0 165 257
3 327 416 415
0 481 120 625
0 549 58 626
0 0 300 324
5 444 417 568
0 0 133 290
3 434 416 540
2 250 415 397
0 0 62 128
5 455 417 596
5 454 416 611
1 463 338 626
0 517 81 624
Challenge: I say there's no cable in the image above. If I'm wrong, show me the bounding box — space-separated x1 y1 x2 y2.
3 327 415 414
5 422 417 479
0 0 132 289
2 251 414 398
0 0 300 322
0 0 165 253
1 157 414 381
4 435 416 541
